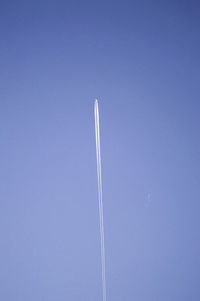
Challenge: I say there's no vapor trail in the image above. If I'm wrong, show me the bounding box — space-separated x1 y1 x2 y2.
94 99 107 301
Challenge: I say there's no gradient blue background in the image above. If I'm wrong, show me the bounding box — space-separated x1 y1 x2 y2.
0 1 200 300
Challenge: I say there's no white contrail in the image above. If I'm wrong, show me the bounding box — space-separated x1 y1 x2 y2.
94 99 107 301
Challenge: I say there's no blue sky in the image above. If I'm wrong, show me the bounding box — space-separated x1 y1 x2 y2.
0 1 200 300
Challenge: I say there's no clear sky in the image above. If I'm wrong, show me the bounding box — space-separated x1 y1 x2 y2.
0 1 200 300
